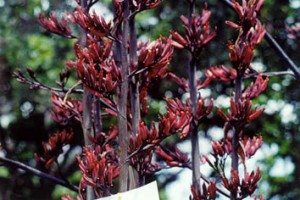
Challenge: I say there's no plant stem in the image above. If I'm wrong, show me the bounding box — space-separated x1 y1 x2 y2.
95 98 102 134
129 15 140 188
0 157 78 192
188 1 201 193
80 0 94 199
232 74 242 173
189 57 201 193
118 0 130 193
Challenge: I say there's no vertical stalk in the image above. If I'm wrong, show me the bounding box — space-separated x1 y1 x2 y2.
129 16 139 142
80 0 94 199
188 1 201 194
231 34 245 178
189 58 201 193
95 98 102 134
129 16 141 188
118 0 130 193
232 73 242 173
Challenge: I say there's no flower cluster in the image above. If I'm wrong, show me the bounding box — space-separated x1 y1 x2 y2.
129 0 161 14
226 0 266 74
165 97 213 130
136 38 174 112
39 12 75 39
226 0 265 32
71 40 120 99
190 182 217 200
217 97 265 132
222 169 261 198
128 98 192 175
51 92 83 125
69 7 113 39
77 145 119 198
227 22 265 73
204 65 237 83
171 4 216 57
35 129 74 168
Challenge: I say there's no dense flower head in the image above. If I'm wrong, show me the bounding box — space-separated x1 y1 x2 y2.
51 92 83 125
35 129 74 168
227 0 265 33
170 4 216 57
77 145 119 198
68 39 121 99
217 98 265 131
39 12 75 39
242 73 268 99
69 7 113 39
221 168 261 198
190 182 217 200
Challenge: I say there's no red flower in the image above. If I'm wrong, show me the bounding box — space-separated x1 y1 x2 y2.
171 4 216 57
35 130 74 168
39 12 75 39
217 97 265 131
156 146 190 168
51 92 83 124
71 7 113 39
242 74 268 99
228 0 265 32
77 145 119 197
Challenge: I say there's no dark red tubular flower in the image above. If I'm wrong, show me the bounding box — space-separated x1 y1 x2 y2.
241 135 263 159
39 12 76 39
77 145 119 198
228 0 265 33
156 145 190 168
70 7 113 39
35 130 74 168
130 0 162 14
190 182 217 200
242 74 268 99
204 65 237 83
137 38 174 78
217 97 265 131
241 168 262 196
51 92 83 125
171 4 216 57
69 37 121 100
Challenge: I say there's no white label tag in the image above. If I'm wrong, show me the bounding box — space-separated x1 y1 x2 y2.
96 181 160 200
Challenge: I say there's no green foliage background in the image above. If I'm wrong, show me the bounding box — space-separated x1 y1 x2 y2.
0 0 299 199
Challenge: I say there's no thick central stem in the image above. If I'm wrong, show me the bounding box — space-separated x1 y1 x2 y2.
129 15 140 189
80 1 94 199
232 74 242 172
188 1 201 194
189 57 201 193
118 0 130 193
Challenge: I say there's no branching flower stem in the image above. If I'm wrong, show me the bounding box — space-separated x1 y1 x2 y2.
0 157 78 192
220 0 300 79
